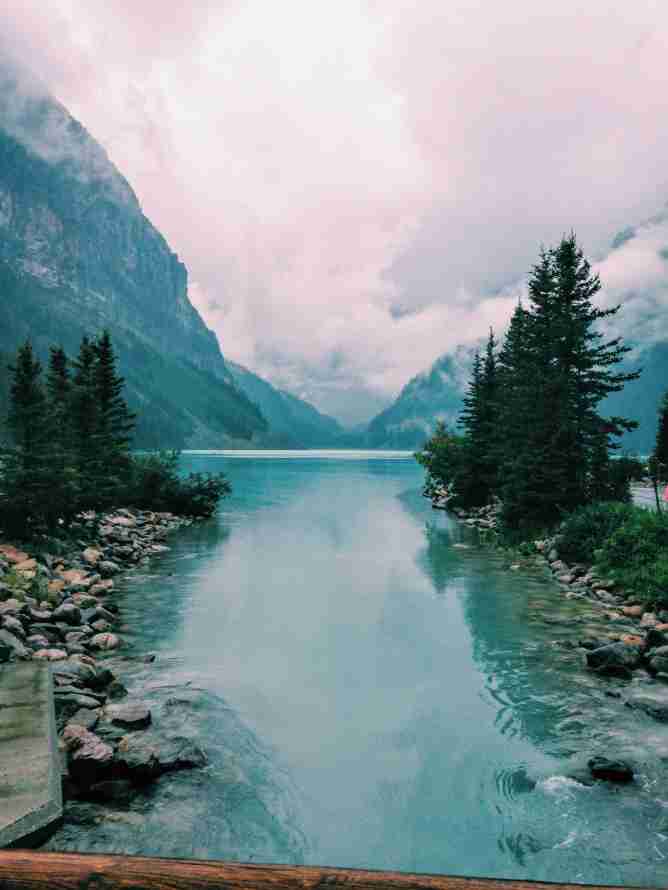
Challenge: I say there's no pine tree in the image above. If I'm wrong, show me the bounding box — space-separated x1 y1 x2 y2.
70 336 101 506
46 346 81 522
499 236 639 529
1 341 53 534
92 331 136 504
654 389 668 481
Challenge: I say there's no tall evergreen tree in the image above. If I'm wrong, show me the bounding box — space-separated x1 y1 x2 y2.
46 346 80 522
92 331 136 501
1 342 53 534
654 389 668 481
70 336 101 505
500 235 639 529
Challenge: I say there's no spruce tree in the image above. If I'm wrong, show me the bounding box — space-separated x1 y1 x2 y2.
46 346 80 522
92 331 135 505
1 342 52 534
70 336 101 506
654 389 668 481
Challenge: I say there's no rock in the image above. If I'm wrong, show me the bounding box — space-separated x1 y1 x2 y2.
106 679 128 700
29 623 63 643
66 708 101 732
48 580 65 597
619 634 645 647
61 725 113 786
646 628 668 651
15 558 37 573
115 734 161 782
90 619 113 634
25 634 50 650
585 642 641 678
0 599 27 616
109 515 136 527
622 605 644 618
105 702 151 730
588 755 634 783
548 548 559 561
53 603 82 626
90 632 121 651
0 628 31 660
92 605 116 624
156 737 208 772
53 658 98 687
89 580 114 596
641 612 657 628
1 615 26 638
0 546 30 564
82 547 103 566
28 607 53 622
32 648 68 661
88 779 135 803
625 694 668 723
71 593 98 609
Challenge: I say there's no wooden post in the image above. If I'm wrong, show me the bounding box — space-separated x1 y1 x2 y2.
0 851 651 890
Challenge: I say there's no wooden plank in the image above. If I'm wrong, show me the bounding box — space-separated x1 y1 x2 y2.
0 851 651 890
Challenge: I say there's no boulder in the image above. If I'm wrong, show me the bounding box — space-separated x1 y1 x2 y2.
625 694 668 723
90 632 121 651
115 734 161 782
82 547 103 566
0 628 30 660
90 619 113 634
105 702 151 730
25 634 50 650
622 605 644 618
585 642 641 678
89 580 114 596
61 725 113 786
53 603 82 626
53 658 98 687
32 648 68 661
156 737 208 772
66 708 101 732
88 779 135 803
2 615 26 638
588 755 634 783
645 628 668 651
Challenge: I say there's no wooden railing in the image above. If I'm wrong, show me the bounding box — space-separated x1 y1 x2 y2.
0 851 650 890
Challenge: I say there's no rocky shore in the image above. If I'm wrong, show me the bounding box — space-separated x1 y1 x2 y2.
431 485 668 784
0 508 208 811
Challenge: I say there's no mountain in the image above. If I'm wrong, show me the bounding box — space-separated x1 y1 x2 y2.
0 62 268 449
227 361 343 447
357 347 474 450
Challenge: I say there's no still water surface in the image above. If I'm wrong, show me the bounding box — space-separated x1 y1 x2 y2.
49 452 668 885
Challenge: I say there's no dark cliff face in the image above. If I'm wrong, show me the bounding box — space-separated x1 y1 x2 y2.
0 64 267 447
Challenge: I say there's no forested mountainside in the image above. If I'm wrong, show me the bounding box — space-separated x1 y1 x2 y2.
227 361 343 447
0 64 269 448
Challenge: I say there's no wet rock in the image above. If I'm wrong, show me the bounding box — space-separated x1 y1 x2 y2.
97 560 121 578
88 779 135 803
29 623 63 643
66 708 101 732
106 679 128 700
105 702 152 730
53 603 82 626
53 658 98 687
641 612 658 628
156 737 208 772
2 615 26 638
645 628 668 651
90 632 121 651
586 642 641 678
622 605 644 618
588 755 634 783
71 593 99 610
32 648 68 661
625 694 668 722
115 734 161 782
25 634 51 650
649 645 668 674
90 618 114 634
0 628 31 660
62 725 114 786
82 547 103 566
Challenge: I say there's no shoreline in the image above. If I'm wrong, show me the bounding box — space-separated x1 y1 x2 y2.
430 487 668 781
0 506 209 836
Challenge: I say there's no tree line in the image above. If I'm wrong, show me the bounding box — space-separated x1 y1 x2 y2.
0 332 230 539
417 235 647 533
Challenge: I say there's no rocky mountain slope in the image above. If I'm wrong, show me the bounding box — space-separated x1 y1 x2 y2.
227 362 343 447
0 63 270 449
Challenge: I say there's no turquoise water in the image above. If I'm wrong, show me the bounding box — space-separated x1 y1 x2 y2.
48 452 668 884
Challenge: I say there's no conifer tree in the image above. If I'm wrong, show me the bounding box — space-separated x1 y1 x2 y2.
654 389 668 481
46 346 80 521
1 341 53 533
92 331 136 503
70 336 101 505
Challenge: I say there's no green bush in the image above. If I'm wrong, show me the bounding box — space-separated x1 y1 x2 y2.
126 451 231 518
557 501 635 564
597 508 668 604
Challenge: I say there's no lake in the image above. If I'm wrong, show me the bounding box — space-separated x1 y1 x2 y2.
47 451 668 886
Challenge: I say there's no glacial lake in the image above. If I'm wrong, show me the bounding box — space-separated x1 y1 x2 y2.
47 451 668 886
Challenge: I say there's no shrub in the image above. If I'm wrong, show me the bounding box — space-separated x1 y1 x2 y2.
126 451 231 518
557 501 635 564
597 508 668 605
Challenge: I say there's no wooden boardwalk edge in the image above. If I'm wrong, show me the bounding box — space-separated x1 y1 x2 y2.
0 851 656 890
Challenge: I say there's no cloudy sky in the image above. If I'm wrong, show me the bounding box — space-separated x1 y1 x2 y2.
3 1 668 423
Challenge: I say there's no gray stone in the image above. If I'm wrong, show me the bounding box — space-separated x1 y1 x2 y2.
115 734 161 781
62 725 114 786
66 708 101 732
625 694 668 722
105 702 151 730
0 628 31 660
588 755 634 783
2 615 26 638
52 603 82 626
586 642 640 678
